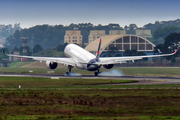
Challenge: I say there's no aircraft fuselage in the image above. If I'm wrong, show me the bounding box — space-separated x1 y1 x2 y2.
64 44 101 71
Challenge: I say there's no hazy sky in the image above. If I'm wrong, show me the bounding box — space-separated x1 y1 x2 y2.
0 0 180 28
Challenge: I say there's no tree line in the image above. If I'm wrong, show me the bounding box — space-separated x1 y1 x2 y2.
0 23 21 38
154 32 180 63
4 19 180 51
2 19 180 63
4 23 124 50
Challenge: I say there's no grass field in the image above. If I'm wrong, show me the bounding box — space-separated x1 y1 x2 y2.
1 65 180 77
0 76 137 89
1 89 180 119
1 63 180 119
120 67 180 76
0 76 180 90
0 77 179 119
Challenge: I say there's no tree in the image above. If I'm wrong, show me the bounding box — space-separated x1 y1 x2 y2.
163 33 180 61
154 44 164 54
102 53 112 57
123 49 131 56
137 51 148 62
18 46 31 56
171 55 176 63
114 53 122 57
123 49 138 56
164 33 180 53
143 19 180 34
108 47 118 56
125 24 138 34
56 43 68 52
33 44 43 54
13 30 21 40
123 49 147 62
153 26 180 40
154 32 180 63
0 48 9 60
13 46 19 51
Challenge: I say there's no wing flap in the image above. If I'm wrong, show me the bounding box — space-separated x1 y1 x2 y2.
34 57 75 66
99 57 143 65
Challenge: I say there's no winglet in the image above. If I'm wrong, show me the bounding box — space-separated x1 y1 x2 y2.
173 49 178 55
96 37 102 61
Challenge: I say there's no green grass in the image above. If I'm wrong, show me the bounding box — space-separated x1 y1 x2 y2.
1 63 180 119
2 65 180 76
0 77 179 119
1 89 180 119
1 76 180 90
5 115 180 120
8 61 34 68
120 67 180 76
0 76 137 89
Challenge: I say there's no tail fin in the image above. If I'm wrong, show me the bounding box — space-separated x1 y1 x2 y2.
96 38 102 61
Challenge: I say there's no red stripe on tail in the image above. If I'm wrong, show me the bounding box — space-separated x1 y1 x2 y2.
97 51 100 55
173 49 178 54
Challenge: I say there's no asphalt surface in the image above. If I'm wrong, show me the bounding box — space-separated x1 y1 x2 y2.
0 73 180 85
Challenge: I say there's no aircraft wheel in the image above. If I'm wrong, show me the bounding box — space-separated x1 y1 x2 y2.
94 72 98 76
66 72 74 76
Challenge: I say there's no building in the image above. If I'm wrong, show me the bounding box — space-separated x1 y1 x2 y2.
135 30 152 38
64 30 82 45
21 37 28 61
109 30 126 35
88 30 106 43
85 34 155 56
9 51 20 61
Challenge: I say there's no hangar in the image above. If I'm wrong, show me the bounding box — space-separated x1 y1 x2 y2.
85 34 156 56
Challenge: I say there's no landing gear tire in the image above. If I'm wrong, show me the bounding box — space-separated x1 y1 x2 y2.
64 65 74 76
66 72 74 76
95 72 98 76
94 70 101 76
95 72 102 76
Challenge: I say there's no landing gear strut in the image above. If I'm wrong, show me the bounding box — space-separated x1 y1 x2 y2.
66 65 74 75
94 70 101 76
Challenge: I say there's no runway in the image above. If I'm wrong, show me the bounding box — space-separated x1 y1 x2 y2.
0 73 180 85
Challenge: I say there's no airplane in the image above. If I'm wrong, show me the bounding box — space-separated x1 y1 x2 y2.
3 38 178 76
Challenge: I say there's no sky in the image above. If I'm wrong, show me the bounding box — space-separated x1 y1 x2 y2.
0 0 180 28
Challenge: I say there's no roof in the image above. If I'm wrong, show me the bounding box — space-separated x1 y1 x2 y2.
85 35 124 51
85 34 155 52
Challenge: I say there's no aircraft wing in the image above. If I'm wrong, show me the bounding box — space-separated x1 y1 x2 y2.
3 50 76 66
99 49 178 65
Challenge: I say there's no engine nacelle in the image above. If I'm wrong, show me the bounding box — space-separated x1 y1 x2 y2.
46 61 58 69
103 64 114 69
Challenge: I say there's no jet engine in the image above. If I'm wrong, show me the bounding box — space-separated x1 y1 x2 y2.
46 61 58 69
103 64 114 69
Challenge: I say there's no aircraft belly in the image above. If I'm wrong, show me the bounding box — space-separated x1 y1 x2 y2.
75 63 87 69
87 65 101 71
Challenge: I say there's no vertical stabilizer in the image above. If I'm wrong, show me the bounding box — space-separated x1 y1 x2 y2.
96 38 102 61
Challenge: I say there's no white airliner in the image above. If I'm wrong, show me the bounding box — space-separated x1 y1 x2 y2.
3 38 178 76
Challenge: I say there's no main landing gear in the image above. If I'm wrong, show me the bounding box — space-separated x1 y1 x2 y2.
66 65 74 75
94 70 101 76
